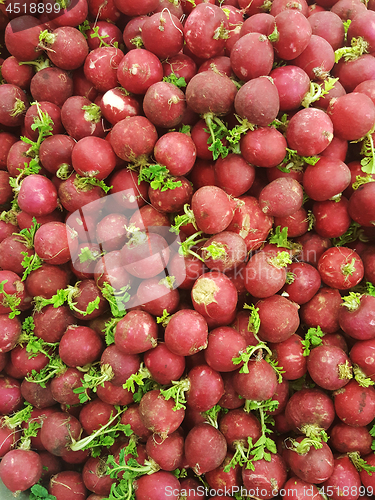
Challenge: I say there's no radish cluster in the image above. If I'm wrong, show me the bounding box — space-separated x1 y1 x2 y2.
1 0 375 499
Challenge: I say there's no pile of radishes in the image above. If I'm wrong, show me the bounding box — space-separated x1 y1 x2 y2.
1 0 375 499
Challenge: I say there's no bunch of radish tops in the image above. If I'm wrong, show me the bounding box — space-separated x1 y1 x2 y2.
1 0 375 499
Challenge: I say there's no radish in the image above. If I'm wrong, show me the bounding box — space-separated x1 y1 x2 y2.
242 453 287 499
146 430 184 471
0 449 42 492
318 246 364 290
269 333 307 380
164 309 208 356
40 412 82 456
321 455 361 500
110 116 158 163
83 47 123 93
286 437 334 483
272 10 312 60
339 292 375 340
141 11 184 59
49 471 88 500
259 177 304 217
307 344 352 390
117 48 163 95
154 132 197 177
144 343 185 385
300 287 342 334
231 32 274 81
270 65 310 111
334 380 375 427
115 310 158 355
39 26 89 71
184 423 227 475
330 422 373 455
0 84 29 128
205 452 242 492
4 15 44 62
139 389 185 438
191 186 234 234
30 67 74 108
257 295 300 343
308 11 345 50
303 157 351 201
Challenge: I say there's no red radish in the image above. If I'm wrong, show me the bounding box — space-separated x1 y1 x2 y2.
30 67 74 108
10 345 49 379
330 422 373 455
82 456 115 496
110 116 158 162
115 310 158 355
290 34 335 80
245 250 289 298
270 65 310 111
164 309 208 356
191 271 238 322
350 338 375 376
198 55 233 77
148 176 193 214
0 449 42 492
348 182 375 227
327 93 375 141
308 11 345 50
0 375 23 414
162 53 197 84
4 15 44 62
204 326 247 372
200 231 247 273
270 0 308 16
24 102 62 141
139 389 185 438
134 471 180 500
318 246 364 290
109 168 149 210
300 287 342 334
234 76 280 126
333 380 375 427
257 295 300 343
191 186 234 234
287 437 334 483
282 477 324 500
282 262 321 305
59 325 103 368
141 11 184 59
259 177 303 217
269 334 307 380
146 430 184 471
39 135 75 176
154 132 196 177
214 153 255 196
85 20 122 51
72 136 116 180
307 344 353 390
186 71 237 116
83 47 123 93
184 423 227 475
40 412 82 457
61 96 105 141
242 453 287 500
184 4 229 60
303 157 351 201
240 126 287 168
230 33 274 81
39 27 89 71
144 343 185 385
26 264 69 300
136 277 180 317
113 0 159 16
286 108 334 156
117 48 163 95
143 81 186 128
233 357 278 402
296 231 332 268
273 10 312 60
205 452 242 492
313 198 351 239
0 84 29 128
50 368 87 406
49 471 88 500
34 222 76 266
339 294 375 340
100 88 140 125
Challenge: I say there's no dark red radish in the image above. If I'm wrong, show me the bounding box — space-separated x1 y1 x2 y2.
330 422 373 455
313 79 347 111
300 287 342 334
73 66 99 102
333 380 375 427
348 182 375 228
191 271 238 321
148 176 193 214
141 11 184 59
154 132 196 177
313 198 351 239
0 84 29 128
39 27 88 71
95 214 128 253
110 116 158 162
256 295 300 343
39 135 75 176
270 0 308 16
4 15 44 62
186 71 237 116
191 119 227 161
285 387 335 435
200 231 247 273
134 470 180 500
240 126 287 168
129 205 170 235
295 231 331 268
218 371 244 410
198 55 233 77
121 231 170 279
164 309 208 357
214 153 255 196
240 13 275 38
0 236 33 276
308 11 345 50
117 48 163 95
233 358 278 402
49 471 88 500
33 222 76 266
59 325 103 368
307 344 353 390
144 343 185 386
96 381 133 406
273 10 312 60
234 76 279 126
40 412 82 457
0 418 20 458
303 157 351 201
287 437 334 483
10 345 49 379
327 93 375 141
184 423 227 475
242 453 287 499
350 338 375 377
136 277 180 317
83 47 123 93
0 132 17 170
139 389 185 438
286 108 333 156
120 404 152 442
84 20 122 51
219 408 261 450
282 262 321 305
162 53 197 84
269 334 307 380
100 345 140 387
20 378 55 409
115 310 158 355
205 452 242 492
259 177 303 217
339 294 375 341
184 4 229 60
61 96 105 141
230 32 274 81
318 246 364 290
82 456 115 496
113 0 158 16
122 15 147 49
191 186 234 234
0 314 21 353
0 449 42 492
270 65 310 112
30 67 74 108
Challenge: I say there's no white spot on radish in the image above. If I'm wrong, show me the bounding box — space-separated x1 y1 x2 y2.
102 91 125 111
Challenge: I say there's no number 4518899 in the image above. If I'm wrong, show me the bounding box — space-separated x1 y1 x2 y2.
5 2 61 13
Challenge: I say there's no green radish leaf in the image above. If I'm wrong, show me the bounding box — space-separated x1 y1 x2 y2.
301 326 325 356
